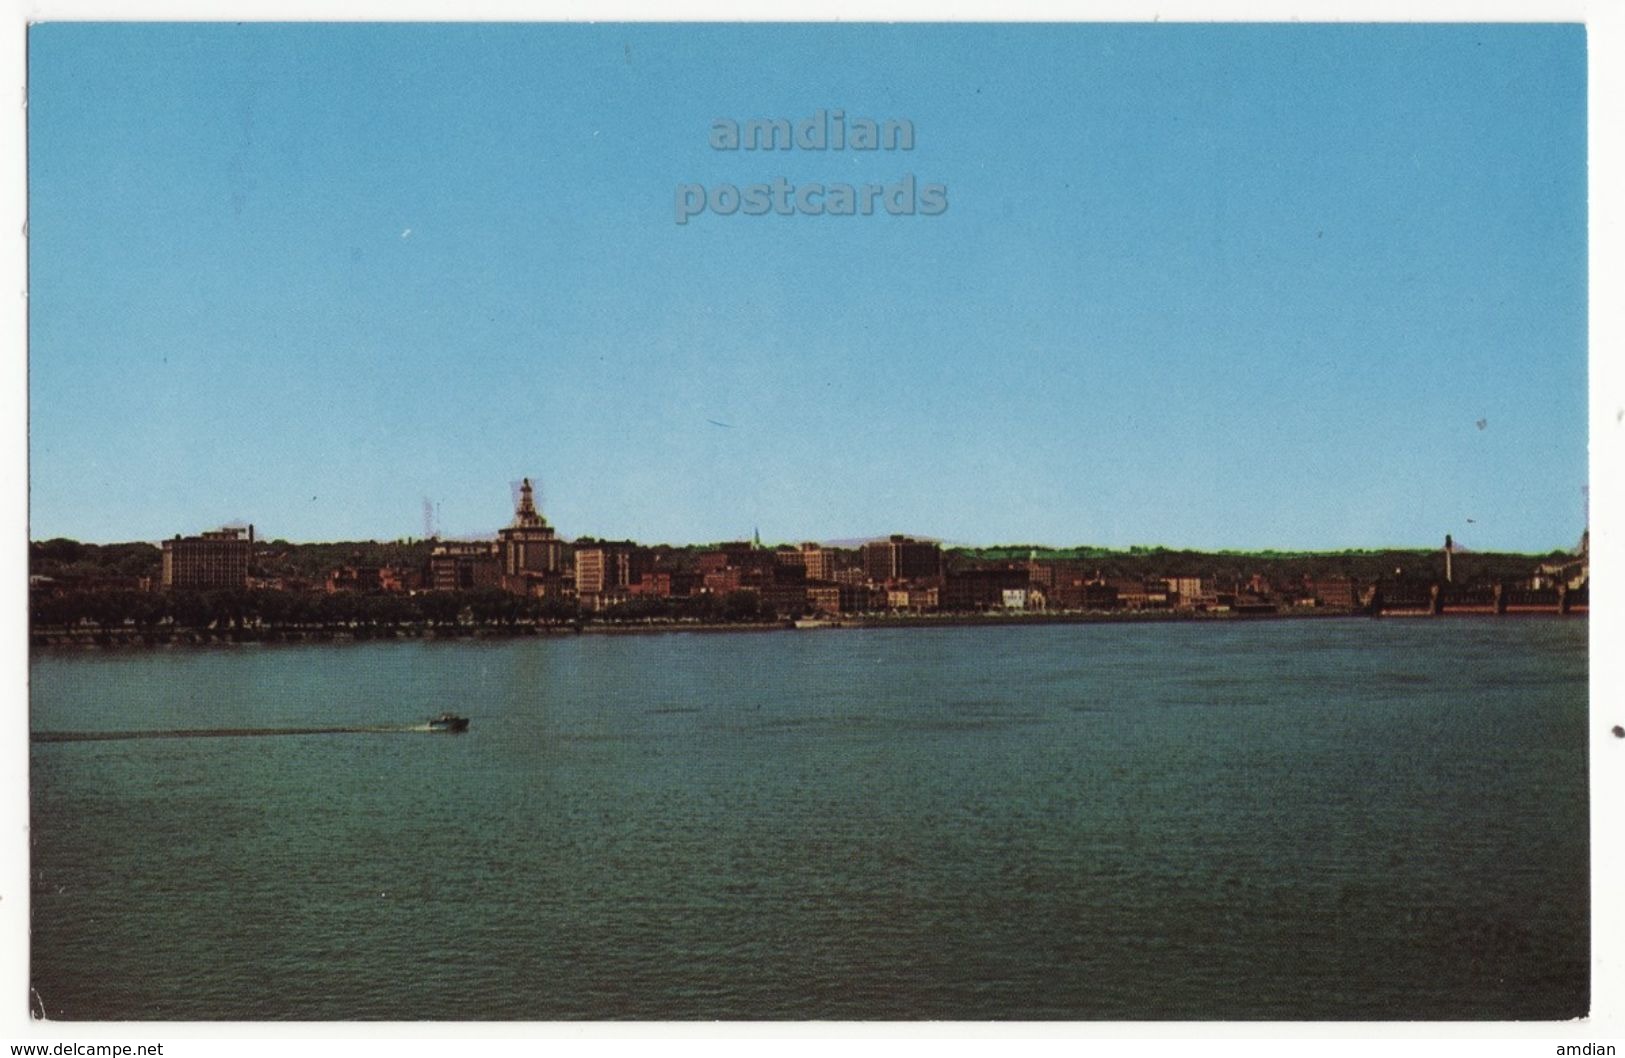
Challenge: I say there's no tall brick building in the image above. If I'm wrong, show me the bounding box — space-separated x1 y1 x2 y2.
427 540 501 591
776 542 837 581
499 478 571 597
861 535 942 583
161 526 253 590
575 543 648 597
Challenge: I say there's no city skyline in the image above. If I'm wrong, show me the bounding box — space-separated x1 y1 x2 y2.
33 485 1591 556
27 23 1588 551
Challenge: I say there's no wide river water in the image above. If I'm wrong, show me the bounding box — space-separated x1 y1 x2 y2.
30 618 1588 1020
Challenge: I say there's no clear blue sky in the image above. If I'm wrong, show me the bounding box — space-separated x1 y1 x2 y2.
27 23 1587 551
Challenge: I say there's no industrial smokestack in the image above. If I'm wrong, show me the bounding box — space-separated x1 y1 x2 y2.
1444 534 1454 583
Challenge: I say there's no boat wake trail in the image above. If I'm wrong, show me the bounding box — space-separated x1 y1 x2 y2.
32 724 429 743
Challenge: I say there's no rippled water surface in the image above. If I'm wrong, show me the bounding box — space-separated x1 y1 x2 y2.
31 619 1588 1020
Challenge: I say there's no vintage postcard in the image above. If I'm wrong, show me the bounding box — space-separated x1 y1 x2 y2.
10 10 1616 1051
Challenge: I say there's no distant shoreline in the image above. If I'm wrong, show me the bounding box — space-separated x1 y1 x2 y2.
27 605 1586 651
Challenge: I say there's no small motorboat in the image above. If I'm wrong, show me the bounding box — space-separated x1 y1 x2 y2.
427 713 470 733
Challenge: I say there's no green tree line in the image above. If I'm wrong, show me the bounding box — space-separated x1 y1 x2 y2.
30 586 781 637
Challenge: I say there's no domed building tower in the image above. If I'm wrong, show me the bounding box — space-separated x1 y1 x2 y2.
499 478 571 597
